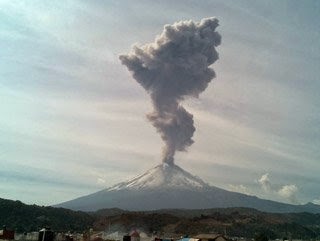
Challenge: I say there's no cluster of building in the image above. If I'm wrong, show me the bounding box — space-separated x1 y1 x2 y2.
156 234 228 241
0 225 229 241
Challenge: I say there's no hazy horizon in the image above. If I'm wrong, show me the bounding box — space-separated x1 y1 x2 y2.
1 0 319 206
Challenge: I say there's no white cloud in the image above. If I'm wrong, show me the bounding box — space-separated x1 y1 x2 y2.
257 173 299 204
278 184 298 203
258 173 271 192
312 199 320 205
97 178 106 185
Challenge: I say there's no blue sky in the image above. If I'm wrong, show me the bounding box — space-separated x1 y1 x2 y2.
1 0 320 206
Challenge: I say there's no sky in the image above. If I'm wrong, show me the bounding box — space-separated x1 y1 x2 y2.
1 0 320 206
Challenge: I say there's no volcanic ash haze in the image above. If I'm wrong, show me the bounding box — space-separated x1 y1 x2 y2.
119 17 221 165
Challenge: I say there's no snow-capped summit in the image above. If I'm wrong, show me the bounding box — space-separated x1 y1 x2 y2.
107 163 209 191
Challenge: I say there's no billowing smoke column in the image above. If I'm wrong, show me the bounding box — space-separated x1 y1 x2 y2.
119 17 221 166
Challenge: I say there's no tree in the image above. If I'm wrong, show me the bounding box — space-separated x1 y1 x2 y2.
255 232 269 241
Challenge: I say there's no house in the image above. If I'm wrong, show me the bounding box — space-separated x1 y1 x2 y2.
38 228 54 241
193 234 228 241
123 230 141 241
177 238 199 241
0 226 14 240
130 230 140 241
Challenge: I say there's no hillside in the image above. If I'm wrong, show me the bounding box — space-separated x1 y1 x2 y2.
94 208 320 239
0 198 94 232
2 197 320 239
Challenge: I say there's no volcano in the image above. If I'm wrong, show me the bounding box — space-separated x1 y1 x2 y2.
56 164 320 213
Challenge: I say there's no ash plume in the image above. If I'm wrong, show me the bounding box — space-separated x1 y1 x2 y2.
119 17 221 165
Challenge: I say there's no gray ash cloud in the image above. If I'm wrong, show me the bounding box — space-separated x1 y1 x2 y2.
120 17 221 165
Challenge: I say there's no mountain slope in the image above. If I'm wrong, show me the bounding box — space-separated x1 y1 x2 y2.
56 164 320 213
0 198 94 232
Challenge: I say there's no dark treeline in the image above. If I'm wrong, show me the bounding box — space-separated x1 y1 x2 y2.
0 198 94 232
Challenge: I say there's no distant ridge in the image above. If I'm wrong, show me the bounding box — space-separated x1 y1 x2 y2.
56 164 320 213
0 198 93 232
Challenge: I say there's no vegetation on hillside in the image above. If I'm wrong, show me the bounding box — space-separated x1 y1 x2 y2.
94 208 320 239
0 198 94 232
1 198 320 239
